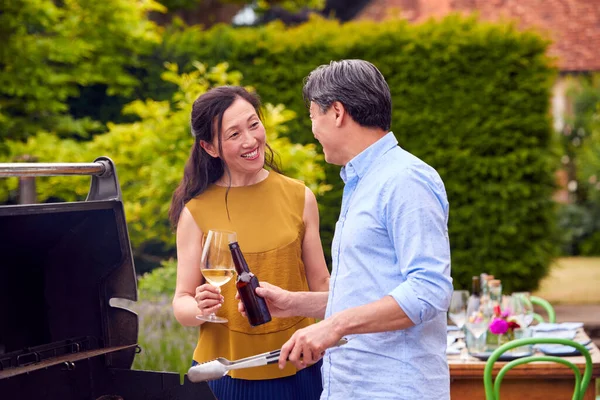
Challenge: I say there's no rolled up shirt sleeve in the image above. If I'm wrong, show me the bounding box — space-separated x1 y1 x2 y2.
385 166 453 325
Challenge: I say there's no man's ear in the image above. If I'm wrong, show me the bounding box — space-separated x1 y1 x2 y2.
200 140 218 158
332 101 346 128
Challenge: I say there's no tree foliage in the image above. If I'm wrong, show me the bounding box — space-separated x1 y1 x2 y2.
570 76 600 204
0 0 164 141
157 0 324 13
556 75 600 255
153 15 558 292
1 62 327 272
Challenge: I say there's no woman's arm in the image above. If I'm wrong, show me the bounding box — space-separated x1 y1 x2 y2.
301 186 330 292
172 207 222 326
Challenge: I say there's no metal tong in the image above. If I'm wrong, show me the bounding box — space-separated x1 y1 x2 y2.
187 338 348 382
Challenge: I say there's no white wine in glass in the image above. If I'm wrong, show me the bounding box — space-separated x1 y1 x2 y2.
202 269 235 287
196 229 237 323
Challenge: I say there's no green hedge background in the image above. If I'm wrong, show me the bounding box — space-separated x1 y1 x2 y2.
1 13 559 292
142 15 558 292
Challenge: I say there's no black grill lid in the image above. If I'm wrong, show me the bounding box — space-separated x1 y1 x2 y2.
0 158 138 372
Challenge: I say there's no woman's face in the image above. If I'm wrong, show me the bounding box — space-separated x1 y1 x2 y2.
204 97 266 177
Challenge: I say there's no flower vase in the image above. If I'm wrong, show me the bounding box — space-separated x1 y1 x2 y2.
484 331 511 351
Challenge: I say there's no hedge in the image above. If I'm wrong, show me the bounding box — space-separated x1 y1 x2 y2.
141 14 558 291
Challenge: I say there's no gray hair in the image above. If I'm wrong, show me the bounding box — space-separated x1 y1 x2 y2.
303 59 392 131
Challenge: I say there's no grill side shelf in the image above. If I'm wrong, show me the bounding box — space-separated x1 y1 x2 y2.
0 344 136 380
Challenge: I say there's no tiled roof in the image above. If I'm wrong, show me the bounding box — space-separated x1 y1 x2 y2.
357 0 600 72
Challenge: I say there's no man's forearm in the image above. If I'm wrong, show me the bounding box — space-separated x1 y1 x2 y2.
329 295 415 337
290 290 329 319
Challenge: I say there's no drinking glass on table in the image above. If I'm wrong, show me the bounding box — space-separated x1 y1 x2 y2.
449 290 469 361
196 229 237 323
465 296 490 353
510 292 535 328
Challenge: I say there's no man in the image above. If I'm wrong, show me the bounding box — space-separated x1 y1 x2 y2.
239 59 453 399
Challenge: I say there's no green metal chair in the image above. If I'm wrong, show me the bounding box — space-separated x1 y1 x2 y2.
483 338 593 400
530 295 556 323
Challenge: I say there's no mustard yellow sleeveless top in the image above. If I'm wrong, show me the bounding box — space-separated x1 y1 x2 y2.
185 171 316 380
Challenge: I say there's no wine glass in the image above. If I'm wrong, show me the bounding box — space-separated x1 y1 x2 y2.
509 292 535 328
465 295 490 353
449 290 469 361
196 229 237 323
449 290 468 329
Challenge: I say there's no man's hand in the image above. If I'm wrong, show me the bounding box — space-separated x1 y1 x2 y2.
278 319 342 370
236 281 295 318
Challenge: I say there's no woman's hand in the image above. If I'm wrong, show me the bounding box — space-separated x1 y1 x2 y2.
195 284 224 317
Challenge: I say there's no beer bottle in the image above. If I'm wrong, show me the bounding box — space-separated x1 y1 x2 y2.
488 279 502 307
468 275 482 315
229 241 272 327
471 276 481 298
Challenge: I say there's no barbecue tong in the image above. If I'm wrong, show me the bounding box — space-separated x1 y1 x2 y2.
188 338 348 382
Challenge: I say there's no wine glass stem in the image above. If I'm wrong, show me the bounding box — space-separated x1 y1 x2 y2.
459 326 469 361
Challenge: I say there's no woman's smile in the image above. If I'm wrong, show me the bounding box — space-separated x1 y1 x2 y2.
241 147 259 160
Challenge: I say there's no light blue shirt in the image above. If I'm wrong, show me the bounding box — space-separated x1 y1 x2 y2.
321 132 453 400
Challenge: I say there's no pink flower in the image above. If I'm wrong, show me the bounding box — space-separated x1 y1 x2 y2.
501 308 511 318
489 318 509 335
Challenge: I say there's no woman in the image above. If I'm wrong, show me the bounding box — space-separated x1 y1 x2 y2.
170 86 330 399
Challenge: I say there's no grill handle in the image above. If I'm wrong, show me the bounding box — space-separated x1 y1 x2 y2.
0 161 110 177
0 157 121 201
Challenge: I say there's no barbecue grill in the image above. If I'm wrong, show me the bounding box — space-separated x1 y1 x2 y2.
0 157 216 400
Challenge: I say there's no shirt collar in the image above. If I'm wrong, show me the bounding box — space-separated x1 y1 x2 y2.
340 132 398 183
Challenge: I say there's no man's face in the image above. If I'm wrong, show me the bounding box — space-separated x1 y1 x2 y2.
309 101 343 166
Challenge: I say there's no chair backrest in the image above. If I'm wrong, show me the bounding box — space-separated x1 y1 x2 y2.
530 295 556 323
483 338 593 400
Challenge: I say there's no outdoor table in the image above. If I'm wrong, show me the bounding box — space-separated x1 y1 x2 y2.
448 328 600 399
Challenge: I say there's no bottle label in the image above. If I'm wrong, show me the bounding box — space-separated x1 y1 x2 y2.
237 271 255 283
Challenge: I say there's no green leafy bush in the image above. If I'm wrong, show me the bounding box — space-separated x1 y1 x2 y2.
0 0 165 140
156 0 323 12
556 203 600 255
556 75 600 255
148 15 557 292
2 13 558 291
1 62 327 272
580 231 600 255
138 258 178 301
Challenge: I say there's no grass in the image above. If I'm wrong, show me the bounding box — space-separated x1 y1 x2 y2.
533 257 600 304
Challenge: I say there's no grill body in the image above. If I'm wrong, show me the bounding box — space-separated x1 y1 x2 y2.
0 159 215 400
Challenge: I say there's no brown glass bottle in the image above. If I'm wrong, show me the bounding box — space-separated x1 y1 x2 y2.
471 276 481 298
229 241 272 327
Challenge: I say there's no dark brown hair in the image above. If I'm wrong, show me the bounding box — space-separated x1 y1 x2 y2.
169 86 280 227
303 59 392 131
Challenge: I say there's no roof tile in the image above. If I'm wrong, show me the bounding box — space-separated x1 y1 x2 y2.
357 0 600 71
